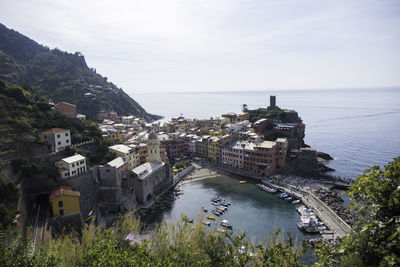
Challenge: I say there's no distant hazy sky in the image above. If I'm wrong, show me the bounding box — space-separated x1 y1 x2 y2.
1 0 399 93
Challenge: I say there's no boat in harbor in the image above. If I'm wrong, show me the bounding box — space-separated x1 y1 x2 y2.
212 210 221 216
220 219 233 229
220 201 231 206
292 199 300 204
277 193 288 199
207 215 216 220
211 196 222 202
202 207 208 212
216 208 225 214
202 221 211 226
239 180 248 184
211 201 219 206
217 206 227 212
285 196 293 201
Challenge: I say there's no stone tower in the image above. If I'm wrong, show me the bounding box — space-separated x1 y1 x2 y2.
147 131 161 162
270 95 276 108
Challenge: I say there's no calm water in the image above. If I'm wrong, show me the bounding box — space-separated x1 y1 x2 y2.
134 88 400 179
135 88 399 258
144 174 316 244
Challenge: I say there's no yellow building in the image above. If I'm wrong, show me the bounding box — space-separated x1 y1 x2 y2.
207 137 218 162
50 186 80 217
103 133 124 144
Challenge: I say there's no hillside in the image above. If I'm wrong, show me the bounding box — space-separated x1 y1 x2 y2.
0 23 161 121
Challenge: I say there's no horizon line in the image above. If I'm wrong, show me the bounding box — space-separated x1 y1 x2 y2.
131 86 400 95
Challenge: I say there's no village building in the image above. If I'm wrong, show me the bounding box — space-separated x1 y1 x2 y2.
40 128 71 152
130 132 172 205
108 144 138 170
55 102 77 118
55 154 86 178
50 186 80 217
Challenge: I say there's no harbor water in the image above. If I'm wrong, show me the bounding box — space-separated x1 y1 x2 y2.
143 174 317 244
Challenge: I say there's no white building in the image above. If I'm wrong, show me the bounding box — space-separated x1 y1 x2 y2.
55 154 86 178
108 144 138 170
40 128 71 152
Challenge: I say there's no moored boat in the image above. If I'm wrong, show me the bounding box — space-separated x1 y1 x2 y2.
202 221 211 226
220 219 233 229
207 215 216 220
212 210 221 216
202 207 208 212
239 180 248 184
292 200 300 204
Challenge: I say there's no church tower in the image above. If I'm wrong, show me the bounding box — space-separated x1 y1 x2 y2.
147 131 161 162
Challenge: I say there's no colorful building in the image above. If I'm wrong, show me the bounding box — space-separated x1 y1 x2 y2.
50 186 80 217
55 102 76 118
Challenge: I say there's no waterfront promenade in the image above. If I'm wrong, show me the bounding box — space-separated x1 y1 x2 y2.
262 180 351 238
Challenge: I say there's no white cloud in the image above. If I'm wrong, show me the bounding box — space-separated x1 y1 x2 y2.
1 0 399 93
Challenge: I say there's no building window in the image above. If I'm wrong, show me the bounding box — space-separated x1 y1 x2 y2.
60 209 64 216
66 140 69 143
58 201 63 208
65 132 69 136
57 141 61 145
57 134 60 138
72 163 75 167
80 160 84 164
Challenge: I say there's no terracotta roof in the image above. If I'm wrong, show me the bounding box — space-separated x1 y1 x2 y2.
50 186 80 201
41 128 69 134
55 102 77 108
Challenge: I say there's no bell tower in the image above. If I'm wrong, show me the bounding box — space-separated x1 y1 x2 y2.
147 131 161 162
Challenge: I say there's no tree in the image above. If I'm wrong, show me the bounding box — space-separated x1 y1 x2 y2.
316 157 400 266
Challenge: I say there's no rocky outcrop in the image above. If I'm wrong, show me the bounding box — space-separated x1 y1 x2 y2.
313 188 356 225
317 152 334 160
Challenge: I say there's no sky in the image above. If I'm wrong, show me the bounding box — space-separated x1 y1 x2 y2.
1 0 400 94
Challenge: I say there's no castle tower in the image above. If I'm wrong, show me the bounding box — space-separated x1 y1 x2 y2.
147 131 161 162
270 95 276 108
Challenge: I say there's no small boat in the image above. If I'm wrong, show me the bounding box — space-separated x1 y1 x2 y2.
217 208 224 214
220 219 233 229
220 201 231 206
217 206 227 211
217 228 226 233
211 196 222 202
211 201 219 206
239 180 248 184
212 210 221 216
202 207 208 212
207 215 216 220
292 200 300 204
285 196 293 201
202 221 211 226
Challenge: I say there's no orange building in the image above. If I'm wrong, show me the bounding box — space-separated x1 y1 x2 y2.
55 102 77 118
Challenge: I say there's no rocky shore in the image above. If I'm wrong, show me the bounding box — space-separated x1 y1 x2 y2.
312 188 356 225
137 186 183 217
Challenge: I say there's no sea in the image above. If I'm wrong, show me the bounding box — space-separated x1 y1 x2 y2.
133 87 400 179
133 88 400 260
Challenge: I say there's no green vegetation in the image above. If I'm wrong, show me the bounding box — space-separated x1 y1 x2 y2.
314 157 400 266
0 80 101 160
249 108 301 123
0 213 307 266
0 23 160 121
0 173 19 230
